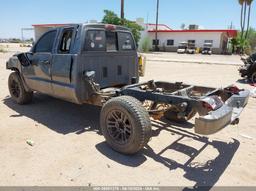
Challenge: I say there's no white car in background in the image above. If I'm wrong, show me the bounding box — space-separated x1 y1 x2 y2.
177 45 187 54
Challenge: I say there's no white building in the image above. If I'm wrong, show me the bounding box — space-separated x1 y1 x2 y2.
139 22 237 54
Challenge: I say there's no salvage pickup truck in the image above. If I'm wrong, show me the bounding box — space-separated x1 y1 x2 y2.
6 23 250 154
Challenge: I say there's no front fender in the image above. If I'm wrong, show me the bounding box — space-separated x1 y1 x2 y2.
6 54 21 72
6 54 31 92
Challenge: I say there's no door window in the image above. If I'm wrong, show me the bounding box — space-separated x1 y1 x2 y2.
59 29 73 53
34 30 57 53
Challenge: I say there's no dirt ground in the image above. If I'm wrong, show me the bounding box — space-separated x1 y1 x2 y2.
0 44 256 188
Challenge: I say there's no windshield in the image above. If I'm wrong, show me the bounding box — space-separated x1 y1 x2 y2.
203 48 210 51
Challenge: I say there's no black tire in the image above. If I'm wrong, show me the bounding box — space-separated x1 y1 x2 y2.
164 109 196 123
8 72 33 104
250 71 256 84
100 96 152 155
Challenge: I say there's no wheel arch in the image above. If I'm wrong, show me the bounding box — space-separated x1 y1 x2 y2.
8 67 31 92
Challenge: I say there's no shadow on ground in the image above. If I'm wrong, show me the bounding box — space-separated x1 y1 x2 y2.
3 93 101 135
3 95 239 190
97 120 240 190
237 79 249 84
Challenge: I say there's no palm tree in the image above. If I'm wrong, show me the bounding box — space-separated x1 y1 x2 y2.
245 0 254 39
239 0 246 39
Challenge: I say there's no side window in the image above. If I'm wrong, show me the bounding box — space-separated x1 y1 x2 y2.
118 32 135 51
59 29 73 53
106 31 118 51
34 31 57 53
84 30 105 51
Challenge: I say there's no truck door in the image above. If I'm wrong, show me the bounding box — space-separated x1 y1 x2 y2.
51 27 76 100
25 30 57 94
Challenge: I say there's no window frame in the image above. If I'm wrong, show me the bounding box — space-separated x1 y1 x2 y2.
152 39 159 46
33 30 57 53
105 30 118 52
83 29 106 52
117 31 136 51
204 40 214 47
166 39 174 46
58 27 75 54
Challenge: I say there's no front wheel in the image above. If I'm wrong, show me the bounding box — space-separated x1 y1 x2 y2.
8 72 33 104
100 96 152 155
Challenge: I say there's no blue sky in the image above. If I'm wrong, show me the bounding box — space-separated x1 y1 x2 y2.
0 0 255 38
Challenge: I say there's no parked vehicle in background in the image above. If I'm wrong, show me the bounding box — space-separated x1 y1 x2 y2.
186 46 196 54
202 47 212 55
177 42 188 54
239 53 256 83
202 42 213 55
6 23 250 155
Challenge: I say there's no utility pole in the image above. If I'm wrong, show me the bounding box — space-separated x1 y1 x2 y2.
121 0 125 24
155 0 159 51
21 28 34 42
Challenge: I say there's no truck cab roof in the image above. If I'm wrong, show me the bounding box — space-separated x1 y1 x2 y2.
51 23 131 32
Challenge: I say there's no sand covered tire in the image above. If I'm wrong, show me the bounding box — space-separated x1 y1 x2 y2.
8 72 33 104
100 96 152 155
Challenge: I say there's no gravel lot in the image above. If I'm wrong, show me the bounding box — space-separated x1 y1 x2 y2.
0 44 256 188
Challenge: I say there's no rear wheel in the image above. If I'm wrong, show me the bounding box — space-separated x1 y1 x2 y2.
100 96 152 155
8 72 33 104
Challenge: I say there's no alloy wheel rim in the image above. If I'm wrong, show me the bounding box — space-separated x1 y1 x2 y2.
106 110 132 145
10 79 20 98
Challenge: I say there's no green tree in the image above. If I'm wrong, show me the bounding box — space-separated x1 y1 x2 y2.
231 38 239 53
247 27 256 51
139 36 151 52
102 10 143 44
102 10 122 25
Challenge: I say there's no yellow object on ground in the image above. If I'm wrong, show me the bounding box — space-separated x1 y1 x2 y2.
138 55 146 77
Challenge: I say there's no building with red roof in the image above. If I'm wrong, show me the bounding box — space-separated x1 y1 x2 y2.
139 21 237 54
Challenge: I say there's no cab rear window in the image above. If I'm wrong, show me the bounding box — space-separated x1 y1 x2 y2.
118 32 135 51
84 30 105 51
84 30 135 52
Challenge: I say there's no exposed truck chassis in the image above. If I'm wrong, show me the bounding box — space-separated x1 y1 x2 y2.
95 79 249 154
